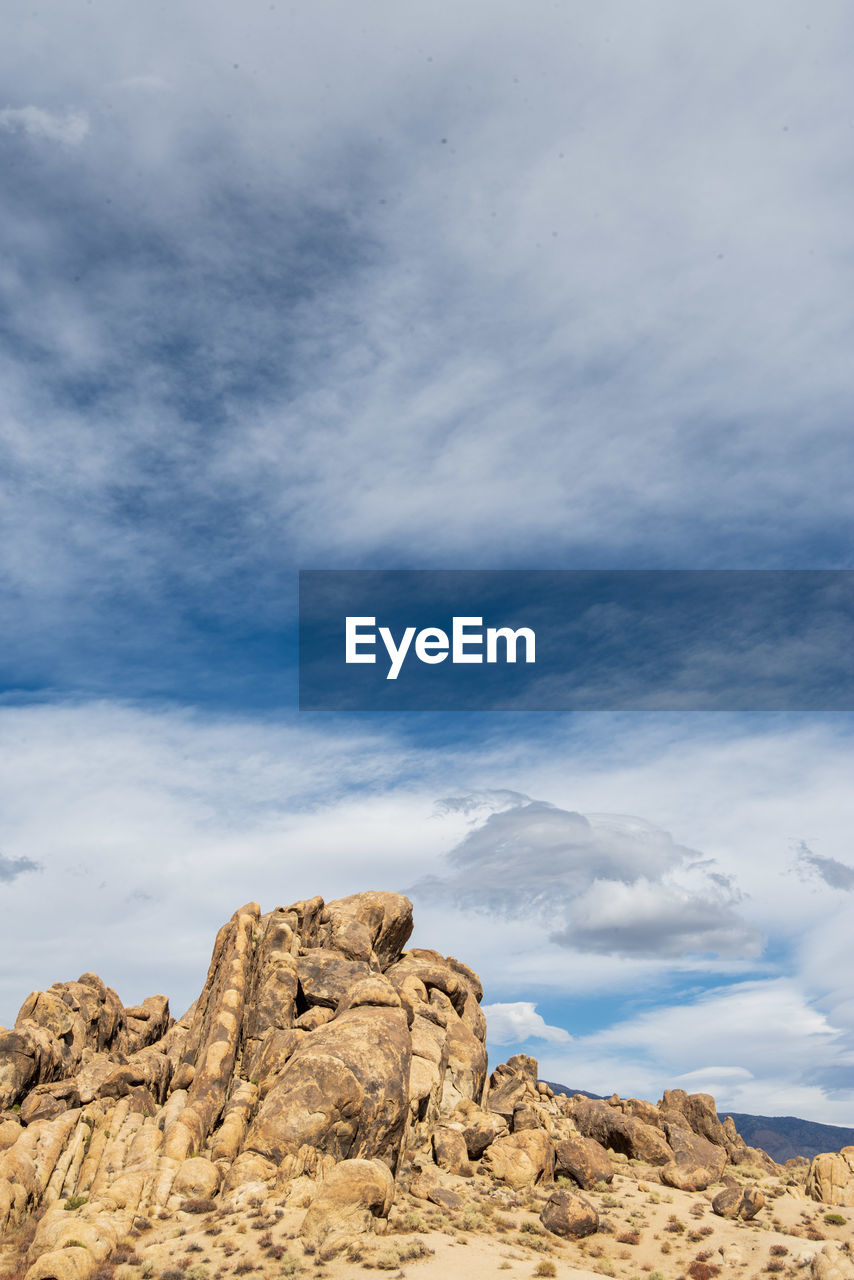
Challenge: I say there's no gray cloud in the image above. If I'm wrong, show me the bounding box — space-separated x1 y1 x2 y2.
1 0 854 692
415 795 759 959
0 853 41 883
796 842 854 892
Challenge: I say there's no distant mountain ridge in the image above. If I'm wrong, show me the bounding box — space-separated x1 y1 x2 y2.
721 1113 854 1164
545 1083 854 1162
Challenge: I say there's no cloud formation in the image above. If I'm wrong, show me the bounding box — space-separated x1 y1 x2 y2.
1 1 854 702
0 853 40 883
482 1002 571 1046
417 795 759 960
795 841 854 892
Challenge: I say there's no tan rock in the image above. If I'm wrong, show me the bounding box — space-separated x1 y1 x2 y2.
712 1181 765 1219
571 1098 673 1165
431 1126 472 1176
540 1186 599 1238
299 1157 395 1246
245 1003 411 1170
461 1109 508 1160
807 1150 854 1207
660 1122 727 1191
172 1156 221 1199
553 1135 613 1189
480 1129 555 1189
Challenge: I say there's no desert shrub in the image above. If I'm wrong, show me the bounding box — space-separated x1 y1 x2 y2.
64 1195 89 1211
181 1199 217 1215
687 1263 720 1280
617 1231 640 1245
825 1214 846 1226
373 1249 402 1270
533 1264 557 1277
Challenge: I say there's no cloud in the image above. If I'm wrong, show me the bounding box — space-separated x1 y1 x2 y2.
482 1001 571 1046
0 106 88 145
0 853 40 883
1 1 854 698
416 796 759 960
795 841 854 892
0 703 853 1119
535 979 854 1123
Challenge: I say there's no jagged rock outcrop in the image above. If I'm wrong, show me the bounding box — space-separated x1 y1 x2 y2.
0 890 780 1279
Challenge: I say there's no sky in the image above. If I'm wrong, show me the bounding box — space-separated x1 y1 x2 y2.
1 0 853 1124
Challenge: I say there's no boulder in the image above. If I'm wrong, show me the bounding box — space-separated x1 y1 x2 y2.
811 1242 854 1280
807 1150 854 1207
431 1126 472 1177
480 1129 555 1189
461 1109 508 1160
297 950 372 1010
320 892 414 971
487 1054 538 1122
554 1135 613 1189
540 1187 599 1238
571 1098 673 1165
245 1003 411 1170
300 1158 395 1246
172 1157 221 1200
712 1182 765 1220
660 1122 727 1191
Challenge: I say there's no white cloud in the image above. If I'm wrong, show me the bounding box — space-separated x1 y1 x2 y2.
1 703 854 1121
0 106 88 146
482 1002 571 1046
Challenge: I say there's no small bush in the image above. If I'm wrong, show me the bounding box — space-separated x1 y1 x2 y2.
64 1195 89 1212
533 1264 557 1278
687 1263 720 1280
373 1250 402 1271
182 1199 218 1215
825 1214 846 1226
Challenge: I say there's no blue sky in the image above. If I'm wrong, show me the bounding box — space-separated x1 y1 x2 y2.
1 0 854 1123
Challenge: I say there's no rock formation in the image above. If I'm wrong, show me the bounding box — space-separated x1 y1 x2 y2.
0 890 846 1280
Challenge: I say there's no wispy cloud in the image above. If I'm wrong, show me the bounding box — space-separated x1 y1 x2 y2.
795 841 854 892
0 853 40 883
0 106 88 145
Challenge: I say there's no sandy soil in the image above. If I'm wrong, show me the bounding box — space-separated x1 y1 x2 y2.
3 1157 851 1280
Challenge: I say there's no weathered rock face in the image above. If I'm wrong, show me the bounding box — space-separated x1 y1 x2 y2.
245 1002 411 1169
569 1098 673 1165
554 1135 614 1189
0 891 489 1278
807 1148 854 1207
660 1122 728 1191
0 888 777 1280
299 1158 395 1246
480 1129 555 1189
